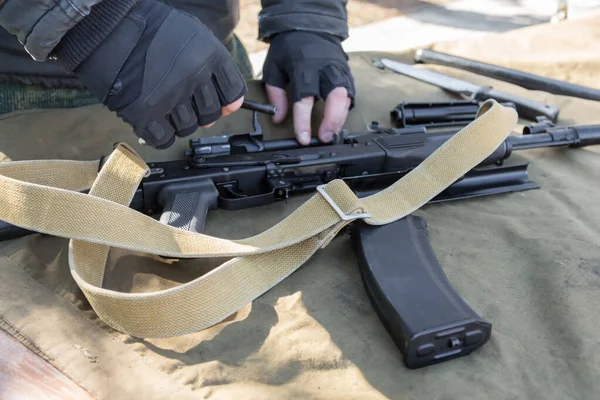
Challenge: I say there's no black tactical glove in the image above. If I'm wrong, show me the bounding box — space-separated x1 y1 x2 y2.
262 31 355 109
54 0 247 149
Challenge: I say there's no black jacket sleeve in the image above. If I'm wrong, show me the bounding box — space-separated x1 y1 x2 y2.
258 0 348 42
0 0 137 61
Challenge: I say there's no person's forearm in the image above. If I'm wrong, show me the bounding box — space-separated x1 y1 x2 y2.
0 0 137 62
258 0 348 42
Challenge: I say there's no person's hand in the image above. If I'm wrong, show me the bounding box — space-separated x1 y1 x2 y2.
55 0 247 149
262 31 355 145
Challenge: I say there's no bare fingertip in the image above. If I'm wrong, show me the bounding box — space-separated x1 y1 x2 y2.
297 131 311 146
320 131 335 143
272 113 284 124
225 96 244 113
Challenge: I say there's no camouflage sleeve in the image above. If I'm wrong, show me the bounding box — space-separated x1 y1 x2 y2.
258 0 348 42
0 0 137 61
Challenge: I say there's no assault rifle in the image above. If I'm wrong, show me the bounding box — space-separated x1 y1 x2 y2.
1 107 599 369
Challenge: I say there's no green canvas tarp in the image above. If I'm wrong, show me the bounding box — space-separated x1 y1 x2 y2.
1 11 600 400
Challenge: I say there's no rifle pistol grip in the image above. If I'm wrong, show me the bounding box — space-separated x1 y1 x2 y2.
157 178 219 234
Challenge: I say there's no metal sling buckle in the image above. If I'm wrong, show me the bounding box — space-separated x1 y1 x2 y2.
316 185 372 221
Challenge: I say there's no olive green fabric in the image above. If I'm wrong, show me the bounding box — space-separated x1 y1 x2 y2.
0 34 254 115
1 12 600 400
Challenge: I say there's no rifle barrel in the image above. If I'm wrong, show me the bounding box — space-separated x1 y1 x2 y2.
508 125 600 151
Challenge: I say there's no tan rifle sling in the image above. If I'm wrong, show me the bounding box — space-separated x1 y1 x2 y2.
0 100 517 338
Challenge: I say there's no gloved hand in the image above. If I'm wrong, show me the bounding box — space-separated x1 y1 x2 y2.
262 31 355 145
54 0 247 149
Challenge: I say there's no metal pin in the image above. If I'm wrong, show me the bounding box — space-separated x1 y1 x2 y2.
241 100 277 115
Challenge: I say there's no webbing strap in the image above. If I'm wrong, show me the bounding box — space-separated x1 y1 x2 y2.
0 100 517 338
